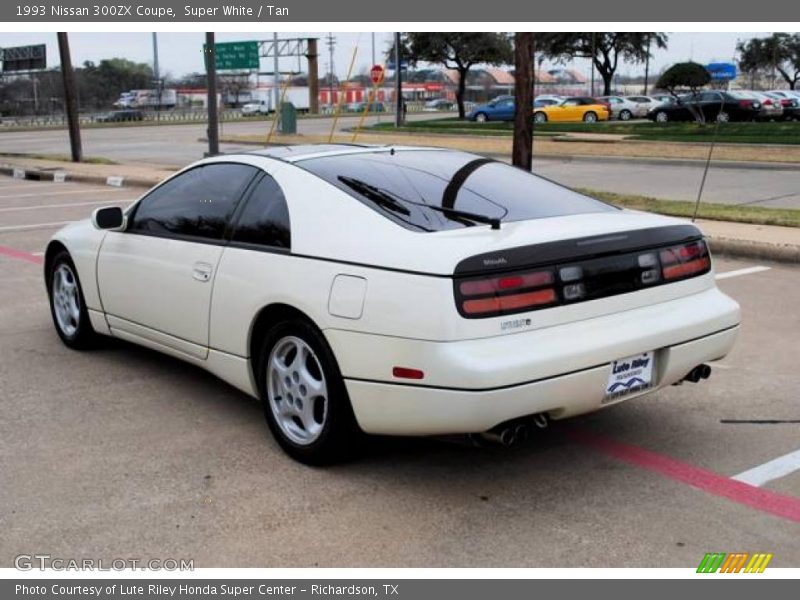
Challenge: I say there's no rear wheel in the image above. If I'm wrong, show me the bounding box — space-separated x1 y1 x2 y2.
47 251 96 349
583 111 598 123
258 318 360 465
533 111 547 123
619 109 633 121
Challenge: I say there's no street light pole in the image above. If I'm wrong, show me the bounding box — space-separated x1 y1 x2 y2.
57 32 82 163
394 32 403 127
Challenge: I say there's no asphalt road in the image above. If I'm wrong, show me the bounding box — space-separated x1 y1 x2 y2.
0 177 798 568
2 118 798 208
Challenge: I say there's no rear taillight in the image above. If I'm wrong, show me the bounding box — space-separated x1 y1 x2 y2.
454 238 711 319
458 269 556 316
738 99 753 108
660 240 711 280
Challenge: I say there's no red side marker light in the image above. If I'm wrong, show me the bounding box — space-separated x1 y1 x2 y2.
393 367 425 380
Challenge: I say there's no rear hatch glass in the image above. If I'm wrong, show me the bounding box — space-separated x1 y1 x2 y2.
297 150 616 232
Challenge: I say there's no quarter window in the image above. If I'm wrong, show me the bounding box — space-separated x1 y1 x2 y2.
230 174 291 249
129 163 258 241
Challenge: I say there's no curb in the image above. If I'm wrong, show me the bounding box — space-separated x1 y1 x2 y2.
707 236 800 264
0 164 159 189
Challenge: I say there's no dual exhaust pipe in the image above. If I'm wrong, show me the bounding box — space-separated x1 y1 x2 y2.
682 363 712 384
477 413 549 447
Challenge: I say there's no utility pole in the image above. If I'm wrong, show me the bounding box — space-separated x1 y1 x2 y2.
394 32 403 127
371 32 376 66
205 32 219 156
306 38 319 114
512 33 534 172
272 32 280 112
152 32 161 120
643 34 651 95
57 32 82 163
325 33 335 108
590 32 596 97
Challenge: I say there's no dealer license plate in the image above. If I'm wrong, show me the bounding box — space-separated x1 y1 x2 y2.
604 351 655 402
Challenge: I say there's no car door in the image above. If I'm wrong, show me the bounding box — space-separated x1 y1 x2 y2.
97 162 260 359
496 99 515 121
559 99 581 121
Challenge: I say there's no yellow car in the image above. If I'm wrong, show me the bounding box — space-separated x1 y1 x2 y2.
533 96 610 123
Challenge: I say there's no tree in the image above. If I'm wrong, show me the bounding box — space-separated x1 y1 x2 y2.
656 62 710 122
512 33 534 171
538 33 668 95
401 33 513 118
219 73 250 107
738 33 800 90
656 62 710 97
76 58 152 108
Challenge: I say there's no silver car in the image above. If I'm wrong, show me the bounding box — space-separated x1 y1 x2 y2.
739 91 783 121
625 95 668 117
597 95 642 120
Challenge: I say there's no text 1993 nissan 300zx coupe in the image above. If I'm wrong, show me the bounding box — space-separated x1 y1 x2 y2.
45 145 740 463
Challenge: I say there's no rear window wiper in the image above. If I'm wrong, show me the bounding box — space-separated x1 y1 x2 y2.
338 175 501 230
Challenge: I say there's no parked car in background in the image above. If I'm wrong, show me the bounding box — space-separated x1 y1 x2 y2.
646 91 761 123
739 91 783 121
467 97 516 122
346 101 385 113
598 96 642 120
533 97 610 123
766 90 800 120
424 98 455 111
96 110 144 123
242 100 270 116
534 94 563 105
625 96 666 115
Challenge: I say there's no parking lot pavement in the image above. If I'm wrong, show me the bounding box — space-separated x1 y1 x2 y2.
0 177 798 568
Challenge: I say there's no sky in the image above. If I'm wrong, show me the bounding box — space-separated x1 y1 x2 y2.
0 31 774 79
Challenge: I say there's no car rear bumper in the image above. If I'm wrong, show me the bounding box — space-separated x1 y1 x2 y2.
327 287 740 435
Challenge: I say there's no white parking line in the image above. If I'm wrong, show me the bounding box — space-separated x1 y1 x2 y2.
732 448 800 487
0 221 73 232
0 189 127 199
0 200 134 212
715 266 771 280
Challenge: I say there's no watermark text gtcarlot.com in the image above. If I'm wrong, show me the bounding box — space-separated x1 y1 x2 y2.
14 554 194 571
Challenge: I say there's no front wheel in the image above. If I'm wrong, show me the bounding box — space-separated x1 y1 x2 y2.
619 109 632 121
533 111 547 123
583 111 598 123
47 251 96 349
258 319 361 465
655 111 669 123
716 111 730 123
474 112 488 123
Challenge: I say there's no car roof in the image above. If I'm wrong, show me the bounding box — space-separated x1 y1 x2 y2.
244 144 448 163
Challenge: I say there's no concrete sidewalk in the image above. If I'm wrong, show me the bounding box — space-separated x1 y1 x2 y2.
1 156 798 265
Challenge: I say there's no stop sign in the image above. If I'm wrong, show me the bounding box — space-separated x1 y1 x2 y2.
370 64 385 85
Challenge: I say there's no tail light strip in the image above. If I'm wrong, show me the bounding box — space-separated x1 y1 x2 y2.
455 238 711 319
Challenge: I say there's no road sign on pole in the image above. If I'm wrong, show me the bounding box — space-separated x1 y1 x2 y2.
370 64 385 86
207 41 259 71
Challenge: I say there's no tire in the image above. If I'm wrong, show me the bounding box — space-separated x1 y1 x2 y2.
583 111 598 123
619 109 632 121
257 318 361 465
655 111 669 123
474 112 488 123
533 111 547 124
47 250 97 349
716 111 730 123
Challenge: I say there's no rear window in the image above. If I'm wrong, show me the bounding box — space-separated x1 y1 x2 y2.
298 150 615 232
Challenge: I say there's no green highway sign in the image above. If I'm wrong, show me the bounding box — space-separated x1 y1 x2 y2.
207 41 260 70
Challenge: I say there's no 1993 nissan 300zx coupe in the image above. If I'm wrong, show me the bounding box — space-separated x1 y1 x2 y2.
45 145 740 463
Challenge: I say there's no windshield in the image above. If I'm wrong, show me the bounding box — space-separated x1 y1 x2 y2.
297 150 616 232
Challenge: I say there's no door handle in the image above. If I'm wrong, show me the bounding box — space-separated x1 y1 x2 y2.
192 262 213 282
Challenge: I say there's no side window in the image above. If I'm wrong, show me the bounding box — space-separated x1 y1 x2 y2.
230 174 291 250
129 163 258 241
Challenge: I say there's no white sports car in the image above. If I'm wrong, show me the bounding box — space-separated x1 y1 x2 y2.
45 144 740 463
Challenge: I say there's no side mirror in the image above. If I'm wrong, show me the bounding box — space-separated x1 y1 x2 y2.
92 206 125 231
